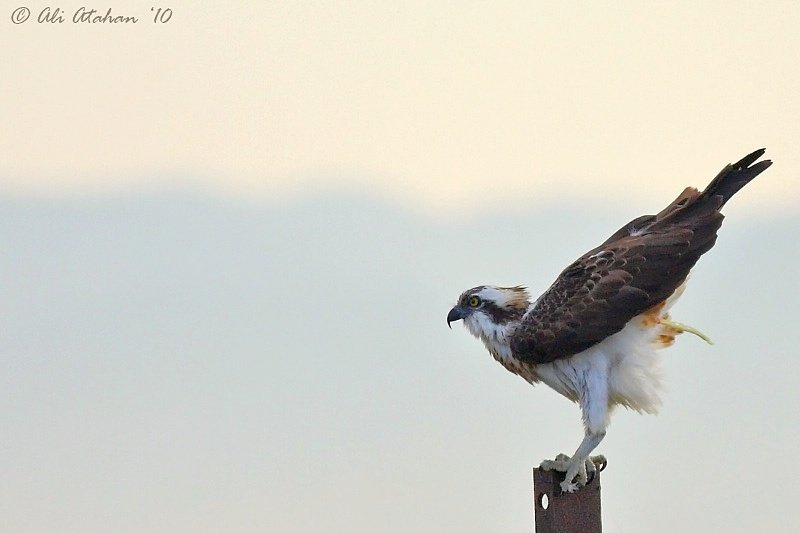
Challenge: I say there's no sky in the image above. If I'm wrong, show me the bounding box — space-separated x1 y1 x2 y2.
2 2 799 532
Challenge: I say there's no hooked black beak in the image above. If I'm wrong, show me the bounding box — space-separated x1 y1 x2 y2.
447 306 467 329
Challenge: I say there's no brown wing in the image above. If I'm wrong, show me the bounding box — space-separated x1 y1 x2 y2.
510 149 772 364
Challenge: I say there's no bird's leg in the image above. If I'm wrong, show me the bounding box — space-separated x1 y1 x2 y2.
562 430 606 492
541 366 610 492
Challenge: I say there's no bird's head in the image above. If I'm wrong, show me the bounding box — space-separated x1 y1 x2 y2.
447 285 530 340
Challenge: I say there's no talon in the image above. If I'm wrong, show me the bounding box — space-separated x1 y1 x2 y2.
540 453 571 473
562 458 587 491
560 480 579 493
575 465 588 485
585 458 596 484
541 453 603 491
590 454 607 471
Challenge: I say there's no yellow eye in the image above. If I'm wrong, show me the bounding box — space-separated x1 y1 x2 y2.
468 296 481 308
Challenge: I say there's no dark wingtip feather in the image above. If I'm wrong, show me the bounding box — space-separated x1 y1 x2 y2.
701 148 772 207
733 148 767 169
748 159 773 173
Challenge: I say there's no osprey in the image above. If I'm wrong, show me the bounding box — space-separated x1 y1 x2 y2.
447 149 772 493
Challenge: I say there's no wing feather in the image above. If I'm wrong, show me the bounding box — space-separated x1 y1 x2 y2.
510 149 772 364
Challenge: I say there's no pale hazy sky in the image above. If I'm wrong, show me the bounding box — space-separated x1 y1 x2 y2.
2 2 799 532
2 1 799 212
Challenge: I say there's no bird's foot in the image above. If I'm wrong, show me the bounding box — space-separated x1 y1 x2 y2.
540 454 606 493
539 453 571 473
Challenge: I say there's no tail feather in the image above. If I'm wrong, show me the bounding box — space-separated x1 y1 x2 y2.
651 149 771 283
700 148 772 207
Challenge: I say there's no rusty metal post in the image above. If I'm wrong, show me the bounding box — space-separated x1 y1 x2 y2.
533 462 604 532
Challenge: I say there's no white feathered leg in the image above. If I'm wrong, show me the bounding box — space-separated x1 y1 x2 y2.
540 353 611 492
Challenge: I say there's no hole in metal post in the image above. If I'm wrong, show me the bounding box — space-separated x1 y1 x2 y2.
539 493 549 510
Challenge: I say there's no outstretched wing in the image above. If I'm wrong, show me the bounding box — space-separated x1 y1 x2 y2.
510 149 772 364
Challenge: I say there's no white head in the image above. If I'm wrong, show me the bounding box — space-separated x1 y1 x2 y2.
447 285 531 354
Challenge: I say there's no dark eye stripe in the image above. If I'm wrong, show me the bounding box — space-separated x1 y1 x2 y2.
482 301 526 324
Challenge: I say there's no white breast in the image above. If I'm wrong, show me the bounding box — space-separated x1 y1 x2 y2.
534 313 666 414
535 284 687 414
